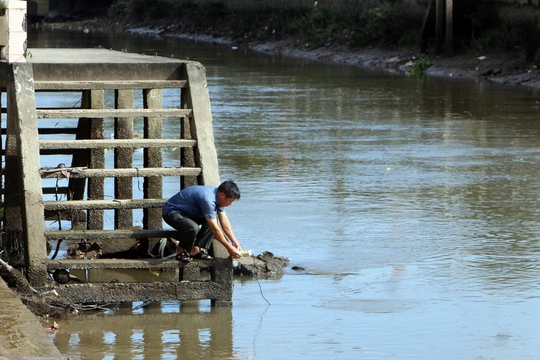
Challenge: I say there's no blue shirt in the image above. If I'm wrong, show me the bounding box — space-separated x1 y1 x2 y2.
162 186 223 220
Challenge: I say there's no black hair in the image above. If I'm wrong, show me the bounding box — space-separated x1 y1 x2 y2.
218 180 241 200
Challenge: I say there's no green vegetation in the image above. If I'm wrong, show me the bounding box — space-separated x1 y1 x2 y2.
107 0 425 48
106 0 540 57
470 5 540 54
406 57 432 75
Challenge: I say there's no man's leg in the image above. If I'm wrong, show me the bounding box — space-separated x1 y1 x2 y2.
194 221 213 250
163 212 199 253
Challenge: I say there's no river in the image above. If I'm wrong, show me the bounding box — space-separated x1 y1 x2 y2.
28 26 540 360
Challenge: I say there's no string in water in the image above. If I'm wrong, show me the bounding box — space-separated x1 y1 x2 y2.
253 255 271 305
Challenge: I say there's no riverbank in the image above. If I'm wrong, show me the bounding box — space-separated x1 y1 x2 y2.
0 278 66 359
41 15 540 91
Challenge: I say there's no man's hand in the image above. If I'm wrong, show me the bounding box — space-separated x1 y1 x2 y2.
232 240 242 252
229 247 242 259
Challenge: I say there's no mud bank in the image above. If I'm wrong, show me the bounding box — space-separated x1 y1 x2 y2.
42 16 540 92
0 278 66 359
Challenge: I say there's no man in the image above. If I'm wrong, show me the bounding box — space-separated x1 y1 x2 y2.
162 180 243 262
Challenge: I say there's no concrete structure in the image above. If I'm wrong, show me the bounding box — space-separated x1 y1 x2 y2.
0 47 234 306
0 1 27 63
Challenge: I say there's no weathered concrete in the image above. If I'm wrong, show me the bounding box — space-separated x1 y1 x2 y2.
142 88 164 231
183 62 221 187
5 62 48 286
1 47 231 306
0 278 66 360
23 48 189 82
114 88 134 228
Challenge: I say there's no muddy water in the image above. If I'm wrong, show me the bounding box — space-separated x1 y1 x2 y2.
29 27 540 359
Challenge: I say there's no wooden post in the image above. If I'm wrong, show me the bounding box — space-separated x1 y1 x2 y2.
435 0 444 55
6 63 46 285
143 88 163 231
182 62 220 187
446 0 453 56
114 89 134 229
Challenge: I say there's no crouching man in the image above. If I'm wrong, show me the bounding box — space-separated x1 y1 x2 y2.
162 180 243 262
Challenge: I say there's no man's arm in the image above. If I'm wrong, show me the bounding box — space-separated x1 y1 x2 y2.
205 215 242 259
217 211 242 251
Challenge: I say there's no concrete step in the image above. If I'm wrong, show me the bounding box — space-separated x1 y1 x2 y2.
36 107 192 119
45 228 179 240
39 138 196 150
0 127 79 135
40 166 201 179
34 79 188 90
45 258 200 270
40 279 227 304
43 198 167 211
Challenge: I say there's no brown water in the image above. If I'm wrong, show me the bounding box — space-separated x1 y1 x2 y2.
30 27 540 359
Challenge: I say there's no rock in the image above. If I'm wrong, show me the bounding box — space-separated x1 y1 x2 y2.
384 56 401 64
233 251 290 277
480 68 493 77
52 269 71 284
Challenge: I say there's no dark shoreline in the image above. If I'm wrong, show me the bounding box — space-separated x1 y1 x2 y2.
41 16 540 92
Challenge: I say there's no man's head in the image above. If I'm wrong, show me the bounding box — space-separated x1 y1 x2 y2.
217 180 241 207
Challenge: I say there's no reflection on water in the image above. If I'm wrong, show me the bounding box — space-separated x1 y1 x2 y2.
47 301 235 360
30 27 540 359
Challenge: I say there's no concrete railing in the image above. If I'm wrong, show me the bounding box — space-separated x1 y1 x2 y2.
0 0 26 63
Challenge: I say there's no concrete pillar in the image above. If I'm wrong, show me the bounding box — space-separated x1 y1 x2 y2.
84 90 105 230
182 62 220 187
114 89 134 229
0 0 27 63
143 88 163 231
6 63 47 285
